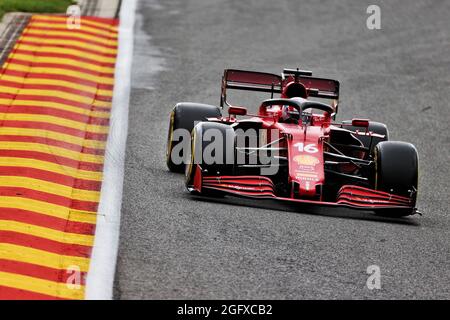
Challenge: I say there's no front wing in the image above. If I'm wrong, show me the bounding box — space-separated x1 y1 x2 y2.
190 165 418 215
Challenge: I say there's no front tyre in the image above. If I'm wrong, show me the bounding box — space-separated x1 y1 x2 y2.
166 103 221 172
186 122 236 194
373 141 419 216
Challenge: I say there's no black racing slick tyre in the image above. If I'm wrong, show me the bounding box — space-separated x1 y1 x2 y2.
343 121 389 158
373 141 419 216
166 103 221 172
185 122 236 194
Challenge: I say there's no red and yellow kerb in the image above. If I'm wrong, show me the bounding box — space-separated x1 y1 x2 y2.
0 15 118 299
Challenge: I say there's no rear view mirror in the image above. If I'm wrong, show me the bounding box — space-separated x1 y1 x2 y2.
351 118 369 128
228 106 247 116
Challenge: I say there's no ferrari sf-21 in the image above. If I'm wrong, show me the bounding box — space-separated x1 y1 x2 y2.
166 68 420 216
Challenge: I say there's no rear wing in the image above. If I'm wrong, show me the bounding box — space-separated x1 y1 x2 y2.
220 69 282 107
220 69 340 108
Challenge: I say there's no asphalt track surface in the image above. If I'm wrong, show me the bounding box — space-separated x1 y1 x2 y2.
114 0 450 299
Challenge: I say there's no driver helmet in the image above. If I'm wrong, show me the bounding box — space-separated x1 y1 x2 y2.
282 82 308 99
280 104 300 123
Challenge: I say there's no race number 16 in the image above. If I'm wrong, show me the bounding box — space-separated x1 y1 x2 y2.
294 142 318 153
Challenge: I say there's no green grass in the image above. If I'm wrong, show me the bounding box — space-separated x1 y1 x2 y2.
0 0 75 20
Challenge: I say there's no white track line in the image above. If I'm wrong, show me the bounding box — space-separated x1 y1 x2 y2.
85 0 136 300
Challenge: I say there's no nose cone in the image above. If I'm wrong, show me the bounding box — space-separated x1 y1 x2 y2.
287 126 325 199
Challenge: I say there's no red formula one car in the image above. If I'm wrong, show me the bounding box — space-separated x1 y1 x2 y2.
166 68 420 216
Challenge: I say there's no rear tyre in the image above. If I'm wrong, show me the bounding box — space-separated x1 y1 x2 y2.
166 103 221 172
185 122 236 195
343 121 389 157
373 141 419 216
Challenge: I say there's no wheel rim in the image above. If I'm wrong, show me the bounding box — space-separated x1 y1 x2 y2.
185 127 197 182
166 110 175 163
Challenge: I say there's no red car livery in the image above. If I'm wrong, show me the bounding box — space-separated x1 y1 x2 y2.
166 68 420 217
